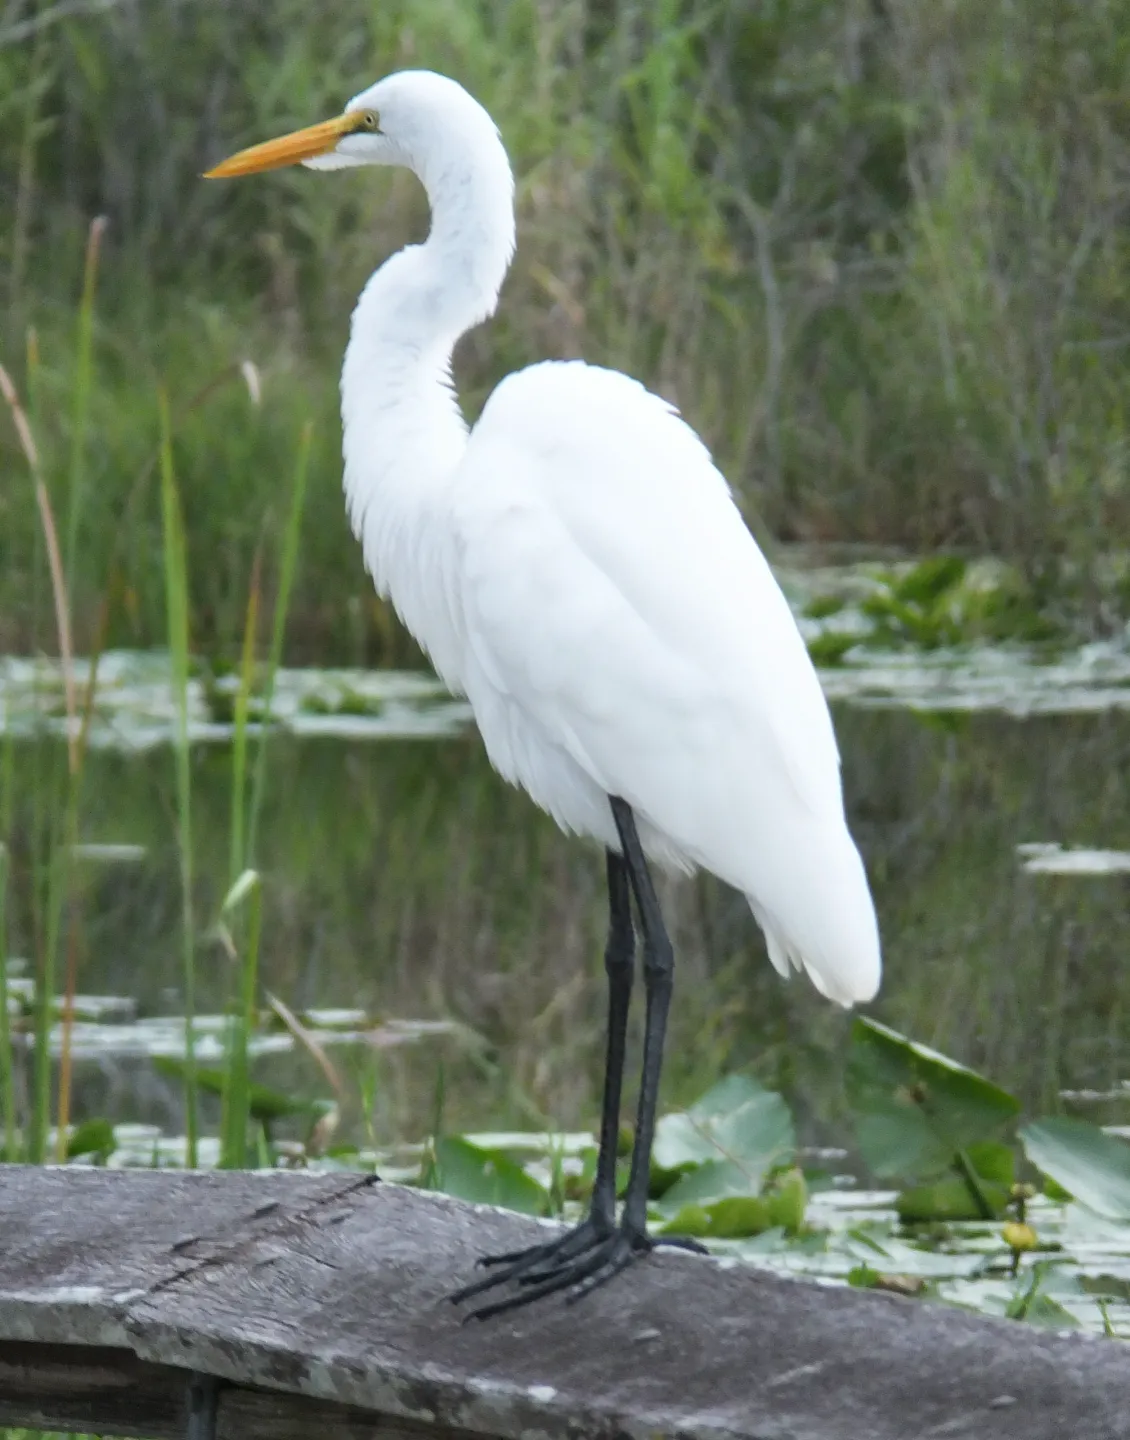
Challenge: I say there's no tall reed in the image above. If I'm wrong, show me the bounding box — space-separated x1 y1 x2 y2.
220 422 312 1165
0 354 87 1162
0 723 14 1160
55 612 111 1155
219 868 261 1170
64 216 107 597
159 393 198 1168
247 421 312 868
218 565 262 1169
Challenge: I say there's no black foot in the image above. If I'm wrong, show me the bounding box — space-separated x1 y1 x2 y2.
449 1217 706 1321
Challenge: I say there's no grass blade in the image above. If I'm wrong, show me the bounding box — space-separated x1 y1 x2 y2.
0 717 15 1160
221 564 262 1170
159 390 197 1169
247 421 312 867
229 549 262 885
65 216 108 595
219 869 261 1169
0 361 81 1162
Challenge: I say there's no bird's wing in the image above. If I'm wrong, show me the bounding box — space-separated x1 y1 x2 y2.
456 360 839 810
452 360 878 1005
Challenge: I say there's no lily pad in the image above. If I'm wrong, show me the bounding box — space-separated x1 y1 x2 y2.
152 1057 333 1123
1020 1117 1130 1221
1013 1292 1081 1330
660 1196 772 1239
896 1176 1010 1223
807 633 857 668
661 1167 807 1238
66 1118 116 1162
432 1136 548 1216
964 1141 1016 1187
847 1019 1020 1180
652 1074 794 1208
1005 1264 1083 1329
896 1140 1016 1221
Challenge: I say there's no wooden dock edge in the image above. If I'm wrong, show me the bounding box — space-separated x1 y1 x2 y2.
1 1165 1128 1440
0 1340 465 1440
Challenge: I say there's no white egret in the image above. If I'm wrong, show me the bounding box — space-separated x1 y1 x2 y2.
205 70 881 1318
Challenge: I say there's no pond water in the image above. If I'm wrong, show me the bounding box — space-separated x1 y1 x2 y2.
3 560 1130 1150
5 559 1130 1337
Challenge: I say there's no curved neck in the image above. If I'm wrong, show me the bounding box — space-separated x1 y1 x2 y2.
339 135 515 684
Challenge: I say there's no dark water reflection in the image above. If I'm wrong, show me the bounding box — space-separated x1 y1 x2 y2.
6 704 1130 1147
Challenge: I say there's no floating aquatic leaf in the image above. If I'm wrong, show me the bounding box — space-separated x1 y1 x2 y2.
652 1074 794 1208
431 1136 547 1216
857 558 969 650
1080 1275 1130 1303
661 1197 770 1238
847 1018 1020 1181
1006 1263 1083 1329
661 1168 807 1238
803 594 847 621
965 1140 1016 1187
66 1117 115 1161
890 556 967 610
1016 1292 1082 1329
896 1141 1015 1222
460 1131 595 1157
896 1176 1010 1223
152 1056 333 1123
807 633 857 668
766 1166 808 1232
1020 1117 1130 1221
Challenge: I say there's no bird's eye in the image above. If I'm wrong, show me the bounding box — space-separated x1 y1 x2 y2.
358 110 380 131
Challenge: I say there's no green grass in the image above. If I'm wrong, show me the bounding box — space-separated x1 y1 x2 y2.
0 721 13 1159
217 429 309 1167
1 295 105 1161
159 393 199 1166
247 420 312 867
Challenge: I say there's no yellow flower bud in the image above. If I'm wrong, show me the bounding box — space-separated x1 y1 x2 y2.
1002 1221 1038 1253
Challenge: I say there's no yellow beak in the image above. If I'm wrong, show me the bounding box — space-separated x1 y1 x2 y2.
204 113 360 178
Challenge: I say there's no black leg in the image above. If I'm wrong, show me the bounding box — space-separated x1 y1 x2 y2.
610 796 673 1237
590 848 634 1228
449 848 636 1309
451 801 704 1321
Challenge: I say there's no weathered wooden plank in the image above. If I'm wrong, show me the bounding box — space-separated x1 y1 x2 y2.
0 1341 488 1440
0 1165 369 1345
217 1378 490 1440
0 1342 184 1437
1 1165 1129 1440
126 1177 1130 1440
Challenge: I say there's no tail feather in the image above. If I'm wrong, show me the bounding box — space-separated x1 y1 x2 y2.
763 926 797 982
747 832 881 1008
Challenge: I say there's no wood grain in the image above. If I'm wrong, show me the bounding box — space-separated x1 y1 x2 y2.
0 1342 489 1440
1 1165 1128 1440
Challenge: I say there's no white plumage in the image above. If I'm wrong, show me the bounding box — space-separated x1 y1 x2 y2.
210 66 881 1006
328 70 880 1008
206 64 882 1315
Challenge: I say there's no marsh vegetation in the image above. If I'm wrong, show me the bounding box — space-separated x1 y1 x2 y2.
1 3 1130 1422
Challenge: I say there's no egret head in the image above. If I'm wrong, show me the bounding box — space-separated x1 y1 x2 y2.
204 70 501 184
